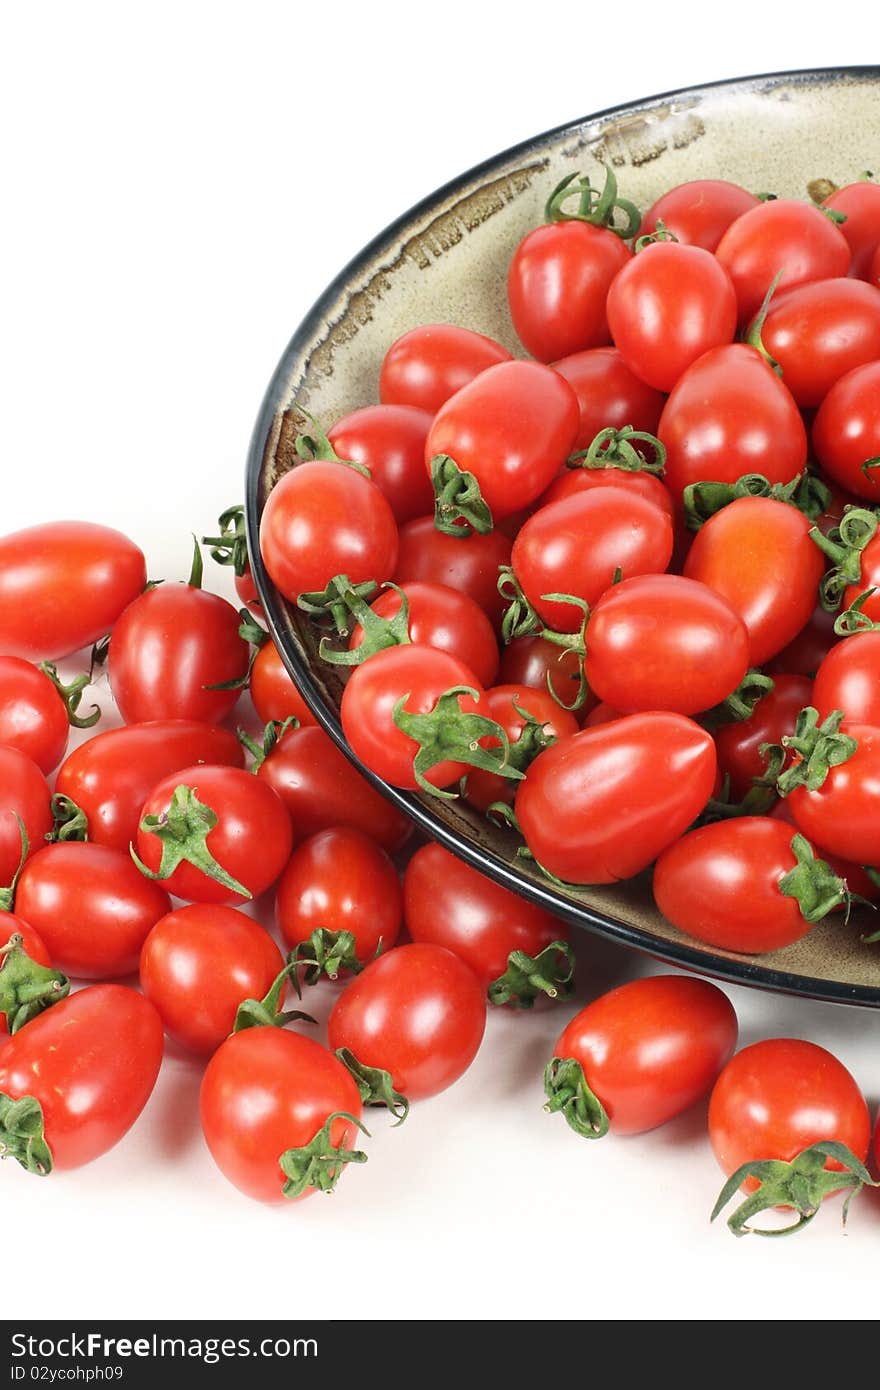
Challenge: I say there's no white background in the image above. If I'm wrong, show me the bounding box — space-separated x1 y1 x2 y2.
3 2 879 1324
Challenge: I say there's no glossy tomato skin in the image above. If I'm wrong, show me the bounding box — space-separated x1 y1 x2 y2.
275 828 402 962
551 347 664 450
136 765 293 904
511 488 673 633
639 179 760 252
256 723 411 853
766 602 839 678
553 976 737 1134
349 581 499 688
585 574 749 716
328 404 434 525
463 683 579 813
140 904 284 1054
715 674 812 797
788 723 880 867
200 1028 363 1203
0 748 52 888
684 497 825 666
756 279 880 407
394 517 512 631
516 714 717 884
716 198 851 324
0 658 69 774
823 180 880 278
709 1039 870 1191
540 466 674 520
109 584 249 725
327 943 486 1100
404 844 566 987
812 361 880 502
497 636 586 708
259 460 399 601
0 984 163 1169
0 522 146 661
0 916 52 1034
813 632 880 724
16 842 171 978
55 720 244 852
249 641 317 727
424 361 580 518
658 345 807 502
379 324 512 414
508 222 631 361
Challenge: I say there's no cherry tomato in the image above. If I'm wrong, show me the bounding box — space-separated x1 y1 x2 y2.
585 574 749 716
551 347 664 451
812 361 880 502
379 323 512 414
497 636 585 707
607 242 737 392
349 581 499 688
328 404 434 524
787 722 880 867
541 465 674 520
259 460 399 601
55 720 244 852
0 917 53 1035
766 601 839 678
0 748 52 888
510 487 673 633
425 362 580 518
140 904 284 1054
0 984 163 1172
508 221 631 361
463 683 579 813
393 516 512 631
135 765 293 904
275 827 402 965
813 632 880 724
770 797 878 904
823 179 880 278
716 198 851 324
714 674 813 797
249 640 317 727
16 842 171 979
658 345 807 503
639 179 760 252
516 713 717 884
0 521 146 661
200 1027 364 1203
684 498 825 665
755 279 880 407
547 976 737 1135
0 657 70 774
327 943 486 1100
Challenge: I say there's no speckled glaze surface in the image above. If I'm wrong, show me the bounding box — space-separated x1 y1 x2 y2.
246 68 880 1006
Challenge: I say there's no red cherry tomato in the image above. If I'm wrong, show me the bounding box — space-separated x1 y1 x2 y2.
249 641 317 727
0 916 52 1035
551 347 664 451
813 632 880 724
716 198 851 324
328 404 434 524
714 674 812 797
379 323 512 414
548 976 737 1135
275 827 402 966
770 797 878 904
0 985 163 1172
327 943 486 1101
463 683 579 813
639 179 760 252
540 465 674 520
393 516 512 631
425 361 580 518
823 179 880 278
788 722 880 867
0 522 146 661
0 748 52 888
508 221 631 361
812 361 880 502
348 581 499 688
0 657 70 774
766 601 839 678
755 279 880 407
497 636 585 708
516 713 717 884
140 904 284 1054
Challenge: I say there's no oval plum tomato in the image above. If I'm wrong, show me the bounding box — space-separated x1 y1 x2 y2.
653 818 849 954
200 1028 365 1203
0 917 57 1035
766 601 839 678
812 361 880 502
348 581 499 688
498 636 585 708
275 827 402 974
0 984 163 1173
508 222 631 361
770 797 879 904
327 404 434 525
0 521 146 662
545 976 737 1137
379 323 512 414
16 842 171 979
140 904 284 1054
715 674 813 797
607 242 737 392
424 361 580 519
658 344 807 503
463 683 579 813
584 574 749 716
823 178 880 278
716 198 851 324
404 844 571 1005
0 749 52 888
639 179 760 252
259 460 398 602
785 720 880 867
684 498 825 665
813 632 880 724
55 720 244 852
510 488 673 634
249 640 317 727
754 279 880 408
541 463 674 520
135 765 292 904
551 347 664 451
327 943 486 1105
516 713 717 884
393 517 512 631
0 658 70 774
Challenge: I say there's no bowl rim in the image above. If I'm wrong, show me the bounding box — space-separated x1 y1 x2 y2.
245 65 880 1009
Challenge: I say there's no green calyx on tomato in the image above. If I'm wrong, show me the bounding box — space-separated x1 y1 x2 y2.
334 1047 409 1126
203 609 268 694
297 573 379 637
497 569 590 710
775 706 857 796
702 670 776 727
711 1140 875 1238
683 471 831 533
430 454 494 538
47 793 89 843
237 716 301 773
0 934 69 1035
201 504 249 578
744 268 785 375
293 409 371 479
469 701 560 791
544 166 641 240
633 217 679 251
0 1092 53 1176
392 684 524 800
543 1057 610 1139
811 508 880 611
319 581 411 667
778 833 853 923
38 661 101 730
487 941 576 1009
567 425 666 476
233 960 317 1032
833 587 880 637
289 928 373 986
133 784 253 899
278 1110 370 1199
